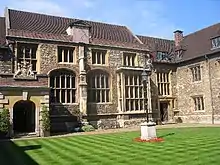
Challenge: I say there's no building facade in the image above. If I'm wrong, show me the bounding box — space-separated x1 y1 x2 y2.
0 8 220 136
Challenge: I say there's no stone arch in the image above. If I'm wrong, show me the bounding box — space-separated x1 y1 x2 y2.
48 67 78 76
87 69 111 103
13 100 36 133
49 68 77 104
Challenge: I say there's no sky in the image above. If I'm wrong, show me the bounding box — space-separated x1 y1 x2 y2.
0 0 219 39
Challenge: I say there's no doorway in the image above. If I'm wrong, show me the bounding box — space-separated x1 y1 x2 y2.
160 102 168 122
13 100 36 133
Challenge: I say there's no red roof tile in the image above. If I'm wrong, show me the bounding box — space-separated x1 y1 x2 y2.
137 35 175 52
179 23 220 61
8 9 145 49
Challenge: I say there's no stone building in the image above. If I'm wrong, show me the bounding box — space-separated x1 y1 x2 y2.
0 8 220 136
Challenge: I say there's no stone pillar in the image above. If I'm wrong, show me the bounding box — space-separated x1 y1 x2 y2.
40 95 50 137
79 45 87 116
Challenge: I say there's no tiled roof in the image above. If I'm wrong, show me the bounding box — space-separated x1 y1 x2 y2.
179 23 220 61
8 9 147 50
137 35 175 52
0 17 6 46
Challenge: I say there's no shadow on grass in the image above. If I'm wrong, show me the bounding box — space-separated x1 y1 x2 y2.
158 132 175 138
0 140 40 165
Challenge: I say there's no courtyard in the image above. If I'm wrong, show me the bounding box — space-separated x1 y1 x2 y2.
1 125 220 165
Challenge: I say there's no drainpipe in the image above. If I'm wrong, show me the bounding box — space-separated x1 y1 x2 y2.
205 55 214 124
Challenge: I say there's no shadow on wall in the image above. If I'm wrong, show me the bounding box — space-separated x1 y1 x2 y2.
0 140 40 165
49 102 80 135
150 79 160 123
87 104 120 129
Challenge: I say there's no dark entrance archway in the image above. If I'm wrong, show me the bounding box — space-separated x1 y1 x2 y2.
13 100 36 133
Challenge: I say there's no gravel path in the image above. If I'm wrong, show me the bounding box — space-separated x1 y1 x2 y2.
8 123 220 141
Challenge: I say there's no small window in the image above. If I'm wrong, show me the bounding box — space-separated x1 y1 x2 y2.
58 46 75 63
123 52 136 66
156 52 169 61
211 37 220 49
91 49 107 65
190 66 201 82
193 96 204 111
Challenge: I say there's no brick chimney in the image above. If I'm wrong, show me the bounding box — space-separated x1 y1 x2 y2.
174 30 183 47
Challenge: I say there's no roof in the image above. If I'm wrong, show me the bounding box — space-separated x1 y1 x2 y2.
7 9 147 50
137 35 175 52
0 17 6 46
180 23 220 61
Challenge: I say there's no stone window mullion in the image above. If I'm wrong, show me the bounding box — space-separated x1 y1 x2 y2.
62 49 64 63
70 75 73 103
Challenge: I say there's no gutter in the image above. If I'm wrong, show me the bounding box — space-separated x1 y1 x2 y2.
205 55 214 124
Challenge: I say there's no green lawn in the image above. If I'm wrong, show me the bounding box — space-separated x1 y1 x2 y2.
1 127 220 165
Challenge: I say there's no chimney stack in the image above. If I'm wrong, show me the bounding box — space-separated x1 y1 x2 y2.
174 30 183 47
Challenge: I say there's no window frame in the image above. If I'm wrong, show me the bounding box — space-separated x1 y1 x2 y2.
88 70 111 104
49 69 77 105
190 65 202 82
122 73 145 112
157 72 171 96
57 46 76 64
91 49 107 65
192 96 205 111
211 37 220 49
122 52 136 67
16 43 38 72
156 51 169 61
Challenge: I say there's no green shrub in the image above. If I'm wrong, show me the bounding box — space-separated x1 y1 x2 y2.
41 105 50 132
81 124 95 132
0 108 10 134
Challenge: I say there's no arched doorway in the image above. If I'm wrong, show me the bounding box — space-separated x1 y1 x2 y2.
13 100 36 133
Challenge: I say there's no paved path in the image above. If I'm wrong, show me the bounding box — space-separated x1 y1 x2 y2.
8 123 220 141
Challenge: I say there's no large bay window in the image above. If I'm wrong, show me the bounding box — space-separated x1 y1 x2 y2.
88 70 110 103
118 72 145 111
50 69 76 104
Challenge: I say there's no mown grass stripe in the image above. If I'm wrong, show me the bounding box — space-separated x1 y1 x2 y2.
33 139 76 164
58 137 124 164
65 136 159 164
49 138 115 165
2 127 220 165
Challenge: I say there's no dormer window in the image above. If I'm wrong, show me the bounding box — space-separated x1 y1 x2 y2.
156 51 169 61
211 37 220 49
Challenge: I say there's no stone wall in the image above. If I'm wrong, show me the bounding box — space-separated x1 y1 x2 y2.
176 58 213 123
0 48 12 74
0 75 48 86
208 54 220 123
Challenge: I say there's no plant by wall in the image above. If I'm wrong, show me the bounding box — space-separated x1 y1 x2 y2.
0 108 10 134
41 105 50 132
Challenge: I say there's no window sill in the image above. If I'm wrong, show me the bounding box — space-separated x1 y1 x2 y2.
194 110 205 113
58 62 76 65
91 64 108 66
51 103 79 106
192 80 202 83
88 102 113 105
